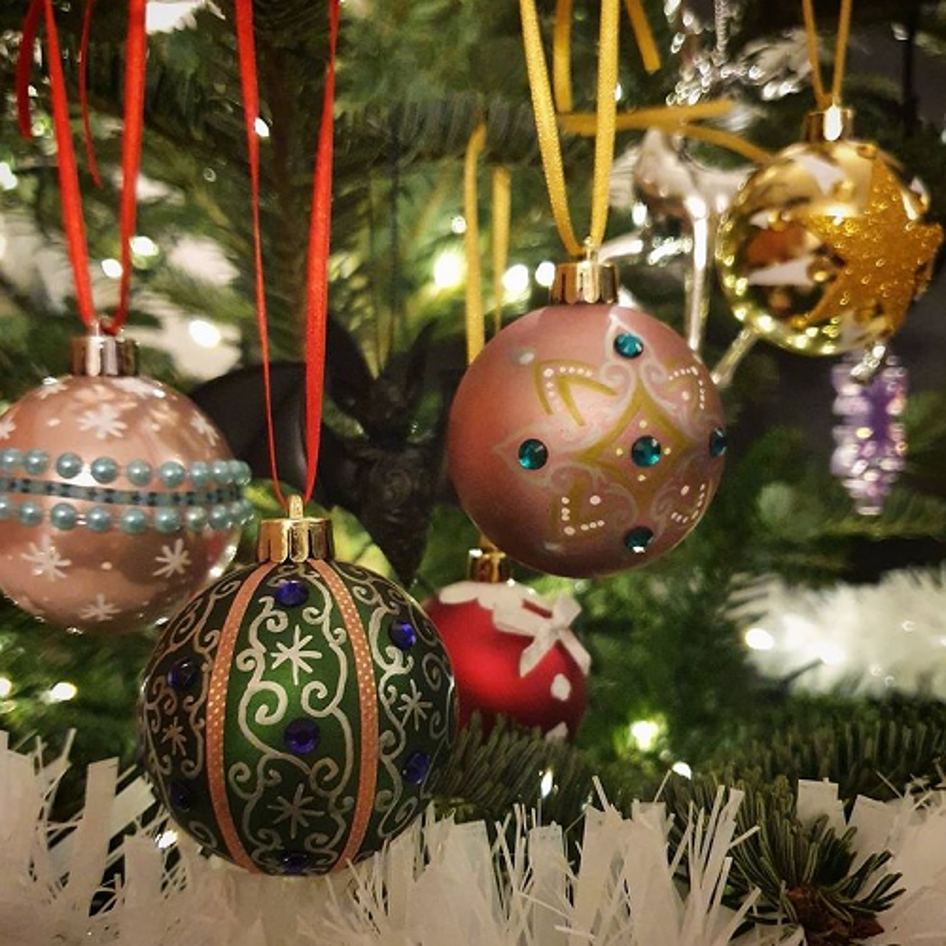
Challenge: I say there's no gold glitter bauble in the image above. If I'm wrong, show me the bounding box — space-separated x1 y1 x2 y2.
716 124 943 357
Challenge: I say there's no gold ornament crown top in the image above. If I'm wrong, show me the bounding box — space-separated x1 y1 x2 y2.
802 105 855 144
72 328 138 377
257 495 335 563
467 538 511 583
550 249 619 306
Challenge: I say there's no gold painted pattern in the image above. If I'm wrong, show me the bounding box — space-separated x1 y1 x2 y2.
206 563 273 872
312 558 379 869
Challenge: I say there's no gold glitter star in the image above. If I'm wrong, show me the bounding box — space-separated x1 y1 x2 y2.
799 158 943 332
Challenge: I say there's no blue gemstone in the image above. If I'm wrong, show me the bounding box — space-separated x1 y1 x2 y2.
90 456 120 484
518 438 548 471
154 508 181 533
17 501 42 526
86 506 112 532
614 333 644 358
126 459 153 486
284 718 321 755
167 658 199 690
631 436 662 467
185 506 208 531
623 526 654 553
158 461 186 488
280 851 310 876
0 448 22 472
168 781 194 811
56 452 83 479
50 502 77 530
709 427 728 457
401 751 430 786
23 450 49 475
276 579 308 608
388 619 417 650
120 508 149 534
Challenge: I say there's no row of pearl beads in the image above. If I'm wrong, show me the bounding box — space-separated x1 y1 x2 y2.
0 495 255 533
0 449 251 489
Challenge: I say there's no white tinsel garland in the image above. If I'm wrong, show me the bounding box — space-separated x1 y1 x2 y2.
740 567 946 698
7 732 946 945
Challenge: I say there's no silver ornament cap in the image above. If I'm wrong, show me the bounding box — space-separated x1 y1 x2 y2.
71 327 138 377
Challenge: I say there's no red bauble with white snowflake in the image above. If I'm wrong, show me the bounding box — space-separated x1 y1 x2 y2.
0 334 249 634
447 261 727 578
424 579 589 739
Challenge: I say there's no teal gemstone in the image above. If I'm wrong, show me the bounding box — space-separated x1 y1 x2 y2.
126 459 153 486
23 450 49 475
154 508 181 533
87 506 112 532
623 526 654 553
631 436 662 467
709 427 727 457
91 456 120 484
614 333 644 359
120 508 149 534
50 503 78 530
518 438 549 470
158 461 186 488
185 507 209 531
17 501 43 526
0 495 11 520
56 452 83 479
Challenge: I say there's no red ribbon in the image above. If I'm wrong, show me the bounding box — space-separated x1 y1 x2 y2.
16 0 147 334
235 0 340 507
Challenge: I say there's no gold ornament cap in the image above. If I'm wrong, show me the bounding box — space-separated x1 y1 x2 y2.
467 538 511 583
71 327 138 377
802 104 855 144
257 495 335 563
549 253 619 305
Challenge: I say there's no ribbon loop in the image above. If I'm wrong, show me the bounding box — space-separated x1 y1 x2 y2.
17 0 147 334
235 0 340 508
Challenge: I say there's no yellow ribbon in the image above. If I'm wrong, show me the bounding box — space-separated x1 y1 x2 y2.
801 0 854 108
463 123 513 365
559 106 772 165
463 122 487 364
521 0 620 258
552 0 661 116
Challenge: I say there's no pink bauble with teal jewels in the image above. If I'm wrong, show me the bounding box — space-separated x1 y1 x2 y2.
447 262 727 577
0 335 250 633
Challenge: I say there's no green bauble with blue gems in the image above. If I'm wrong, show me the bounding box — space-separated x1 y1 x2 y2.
138 498 457 876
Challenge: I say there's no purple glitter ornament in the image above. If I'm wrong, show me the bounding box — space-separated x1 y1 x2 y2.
831 355 908 515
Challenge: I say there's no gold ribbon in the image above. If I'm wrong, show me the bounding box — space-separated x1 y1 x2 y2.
521 0 620 257
463 123 513 364
801 0 854 108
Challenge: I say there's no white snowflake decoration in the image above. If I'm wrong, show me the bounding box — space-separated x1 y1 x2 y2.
270 626 322 686
77 403 130 440
20 536 72 581
78 593 120 623
189 412 220 444
153 539 192 579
